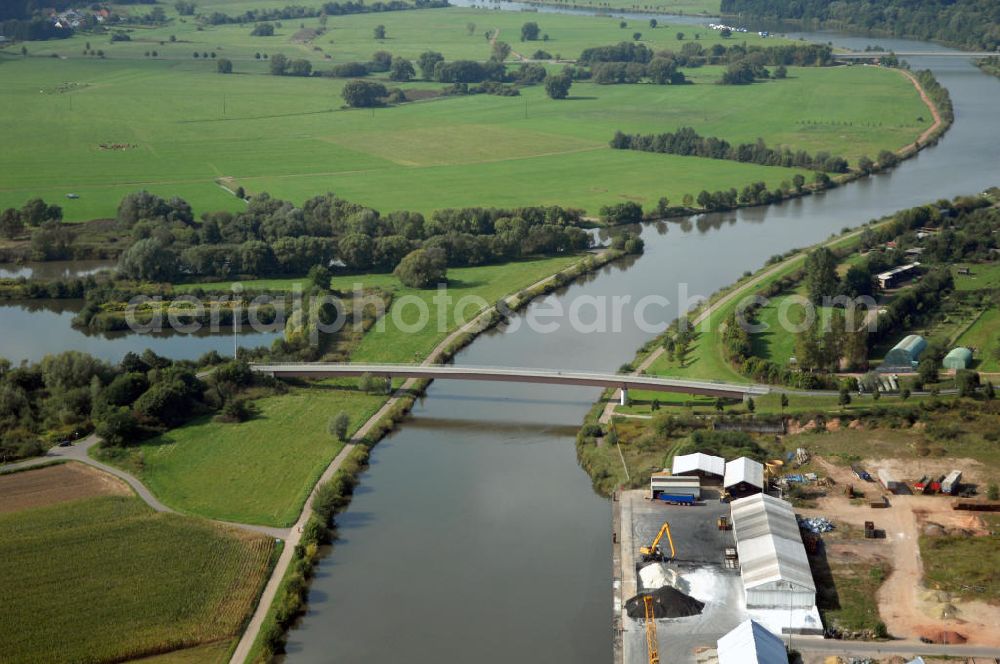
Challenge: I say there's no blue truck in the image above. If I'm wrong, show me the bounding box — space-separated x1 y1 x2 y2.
655 493 695 506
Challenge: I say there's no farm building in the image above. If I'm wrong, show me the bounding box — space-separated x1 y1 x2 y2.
724 457 765 499
876 262 920 289
672 452 725 484
730 494 816 610
649 472 701 499
717 620 788 664
882 334 927 371
942 347 972 370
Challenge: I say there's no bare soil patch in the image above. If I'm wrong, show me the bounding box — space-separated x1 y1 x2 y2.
0 463 130 514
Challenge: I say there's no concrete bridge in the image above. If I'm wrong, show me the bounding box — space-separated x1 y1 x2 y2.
250 363 770 403
834 51 996 59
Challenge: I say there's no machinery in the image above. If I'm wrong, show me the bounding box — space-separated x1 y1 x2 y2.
640 521 676 562
717 515 731 530
643 594 659 664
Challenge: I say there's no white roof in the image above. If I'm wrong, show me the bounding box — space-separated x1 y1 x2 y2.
718 620 788 664
672 452 725 477
725 457 764 489
650 474 700 487
731 494 815 593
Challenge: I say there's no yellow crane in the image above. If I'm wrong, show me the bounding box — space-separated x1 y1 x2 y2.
640 521 676 562
643 594 659 664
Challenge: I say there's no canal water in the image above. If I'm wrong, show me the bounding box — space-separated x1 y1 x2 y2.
282 18 1000 664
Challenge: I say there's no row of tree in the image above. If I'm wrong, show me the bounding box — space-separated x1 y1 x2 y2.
198 0 448 26
720 0 1000 51
610 127 850 173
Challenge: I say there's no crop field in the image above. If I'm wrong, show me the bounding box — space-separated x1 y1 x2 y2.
0 492 273 664
115 381 388 526
0 6 927 220
0 462 130 513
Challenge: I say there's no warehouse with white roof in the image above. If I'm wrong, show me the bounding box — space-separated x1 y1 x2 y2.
730 493 816 610
717 619 788 664
724 456 765 499
671 452 725 483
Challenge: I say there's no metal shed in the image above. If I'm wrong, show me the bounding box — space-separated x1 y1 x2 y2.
672 452 726 481
883 334 927 370
650 473 701 499
942 470 962 495
943 347 972 370
717 619 788 664
730 494 816 609
724 457 765 499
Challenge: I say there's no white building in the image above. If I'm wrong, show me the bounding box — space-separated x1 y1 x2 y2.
730 494 816 609
724 457 765 498
717 619 788 664
671 452 725 482
649 472 701 499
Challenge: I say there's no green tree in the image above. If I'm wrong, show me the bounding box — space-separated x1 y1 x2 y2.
792 174 805 192
337 233 374 270
118 238 179 282
394 248 447 288
373 24 386 40
417 51 444 79
0 208 24 239
96 408 140 446
633 32 642 41
901 388 911 401
389 56 415 82
269 52 288 75
217 58 233 74
746 397 755 414
21 197 61 226
521 21 540 41
780 393 789 413
804 247 839 304
986 381 995 400
492 40 511 62
715 398 724 413
838 387 851 409
341 80 387 108
329 412 350 441
544 73 572 99
676 31 684 39
774 64 787 78
918 356 939 385
307 264 332 291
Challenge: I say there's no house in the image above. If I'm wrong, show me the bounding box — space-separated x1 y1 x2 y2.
672 453 725 484
724 457 765 499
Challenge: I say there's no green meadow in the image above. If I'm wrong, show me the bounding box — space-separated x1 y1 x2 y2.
110 381 387 526
0 6 927 220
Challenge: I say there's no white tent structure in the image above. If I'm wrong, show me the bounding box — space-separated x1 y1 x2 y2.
671 452 725 479
730 494 816 609
724 457 764 497
717 620 788 664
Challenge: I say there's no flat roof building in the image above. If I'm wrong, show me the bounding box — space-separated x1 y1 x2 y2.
650 472 701 499
877 262 920 289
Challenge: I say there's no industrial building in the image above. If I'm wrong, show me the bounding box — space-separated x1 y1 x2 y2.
672 452 725 484
717 620 788 664
943 347 973 370
649 472 701 500
724 457 765 499
876 262 920 289
730 494 816 610
882 334 927 371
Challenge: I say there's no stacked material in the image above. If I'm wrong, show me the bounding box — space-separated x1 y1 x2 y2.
625 586 704 619
798 516 834 533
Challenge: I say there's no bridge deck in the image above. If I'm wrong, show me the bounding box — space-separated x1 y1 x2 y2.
250 363 770 398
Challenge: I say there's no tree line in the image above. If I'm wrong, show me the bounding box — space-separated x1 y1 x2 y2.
111 190 592 283
197 0 447 25
720 0 1000 51
610 126 851 173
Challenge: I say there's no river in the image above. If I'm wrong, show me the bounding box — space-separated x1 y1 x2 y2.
280 14 1000 664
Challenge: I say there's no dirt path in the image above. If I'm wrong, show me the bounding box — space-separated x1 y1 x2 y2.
896 68 944 147
228 254 608 664
803 458 1000 646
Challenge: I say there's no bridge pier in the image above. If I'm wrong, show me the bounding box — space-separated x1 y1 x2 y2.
620 388 628 406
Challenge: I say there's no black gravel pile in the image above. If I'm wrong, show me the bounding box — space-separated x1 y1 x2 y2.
625 586 704 619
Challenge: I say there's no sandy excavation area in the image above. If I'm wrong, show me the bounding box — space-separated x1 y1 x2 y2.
800 456 1000 646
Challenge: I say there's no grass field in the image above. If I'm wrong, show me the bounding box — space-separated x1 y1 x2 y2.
109 381 387 526
0 6 927 220
955 308 1000 372
0 491 273 664
510 0 722 15
921 525 1000 603
953 262 1000 291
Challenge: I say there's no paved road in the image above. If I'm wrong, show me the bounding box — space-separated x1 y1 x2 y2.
792 635 1000 658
